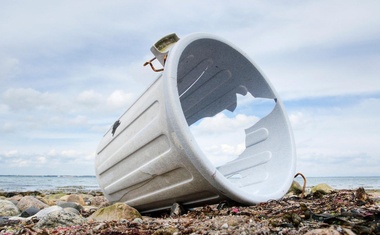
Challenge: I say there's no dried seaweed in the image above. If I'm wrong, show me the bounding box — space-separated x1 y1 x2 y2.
1 188 379 234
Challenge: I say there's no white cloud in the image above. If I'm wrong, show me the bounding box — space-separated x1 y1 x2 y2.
191 113 259 134
2 88 59 111
297 152 380 177
84 152 96 161
106 90 134 109
0 87 130 138
190 113 259 166
218 2 380 100
77 90 103 106
0 148 95 174
0 56 19 80
234 1 380 56
1 122 15 133
264 55 380 100
36 156 47 164
9 158 30 168
46 149 93 163
289 112 315 131
69 115 88 125
61 149 82 159
292 97 380 176
4 150 18 158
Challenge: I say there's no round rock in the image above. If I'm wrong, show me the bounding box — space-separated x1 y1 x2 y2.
17 196 48 212
20 206 40 218
89 202 142 222
66 194 86 206
34 206 63 219
35 210 87 229
58 201 83 212
0 200 20 216
311 183 334 195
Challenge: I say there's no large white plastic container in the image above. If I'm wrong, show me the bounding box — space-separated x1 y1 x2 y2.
95 33 296 212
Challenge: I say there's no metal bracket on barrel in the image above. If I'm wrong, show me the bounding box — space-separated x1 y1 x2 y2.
143 56 166 72
143 33 179 72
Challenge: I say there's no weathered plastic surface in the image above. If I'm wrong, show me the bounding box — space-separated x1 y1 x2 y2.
95 33 296 212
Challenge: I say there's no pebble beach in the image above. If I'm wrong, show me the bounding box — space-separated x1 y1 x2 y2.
1 184 380 234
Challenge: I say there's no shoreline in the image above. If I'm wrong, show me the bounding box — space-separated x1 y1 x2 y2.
1 187 380 196
1 187 380 234
1 175 380 192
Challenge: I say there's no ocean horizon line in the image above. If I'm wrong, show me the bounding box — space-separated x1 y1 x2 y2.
0 174 96 177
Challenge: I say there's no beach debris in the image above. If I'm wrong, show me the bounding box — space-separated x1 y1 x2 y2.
88 202 142 222
0 200 20 216
0 188 379 234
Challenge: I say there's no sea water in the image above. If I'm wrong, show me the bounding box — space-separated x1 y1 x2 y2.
0 175 379 192
0 175 100 193
293 176 380 190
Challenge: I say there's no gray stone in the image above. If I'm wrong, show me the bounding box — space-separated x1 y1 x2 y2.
20 206 40 218
0 216 20 226
0 200 20 216
65 194 86 206
221 223 229 229
132 217 143 224
79 194 93 206
89 196 108 207
0 217 8 227
58 201 83 212
83 206 98 215
93 222 107 231
63 207 80 215
34 210 87 229
8 216 28 223
17 196 48 212
0 216 8 226
34 206 63 219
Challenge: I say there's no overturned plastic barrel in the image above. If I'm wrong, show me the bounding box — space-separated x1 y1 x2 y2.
95 33 296 212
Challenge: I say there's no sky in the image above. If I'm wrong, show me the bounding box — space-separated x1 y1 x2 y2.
1 1 379 177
